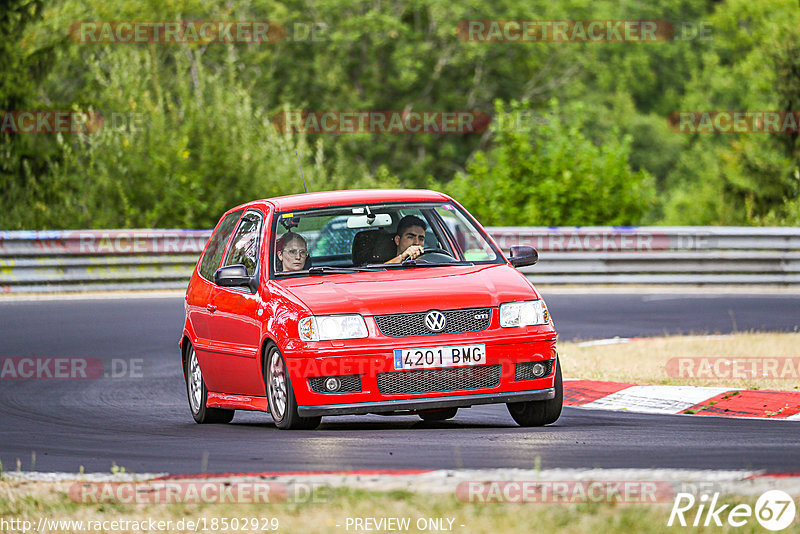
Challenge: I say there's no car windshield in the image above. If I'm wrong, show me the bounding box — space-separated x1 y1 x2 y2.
272 201 501 276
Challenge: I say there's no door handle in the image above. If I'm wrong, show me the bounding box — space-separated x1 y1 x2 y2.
206 304 217 313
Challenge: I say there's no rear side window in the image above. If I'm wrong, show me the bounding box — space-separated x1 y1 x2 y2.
199 210 244 280
223 211 263 276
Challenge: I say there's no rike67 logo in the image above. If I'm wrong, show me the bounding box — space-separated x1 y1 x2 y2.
668 490 796 531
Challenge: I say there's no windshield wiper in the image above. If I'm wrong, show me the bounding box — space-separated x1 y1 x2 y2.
382 258 474 268
307 266 379 275
401 258 431 266
379 258 437 268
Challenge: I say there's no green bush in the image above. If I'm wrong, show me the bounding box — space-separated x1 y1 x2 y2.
444 99 655 226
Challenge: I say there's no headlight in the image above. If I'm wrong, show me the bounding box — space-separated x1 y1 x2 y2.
298 315 368 341
499 300 550 327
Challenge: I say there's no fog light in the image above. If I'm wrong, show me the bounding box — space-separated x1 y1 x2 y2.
324 377 341 392
531 363 546 378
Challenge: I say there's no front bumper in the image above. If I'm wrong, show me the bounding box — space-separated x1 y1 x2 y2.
298 387 555 417
284 321 557 412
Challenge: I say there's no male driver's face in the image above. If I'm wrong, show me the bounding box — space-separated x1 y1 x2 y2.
395 225 425 254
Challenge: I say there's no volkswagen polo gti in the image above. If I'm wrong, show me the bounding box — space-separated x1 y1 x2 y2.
180 189 561 429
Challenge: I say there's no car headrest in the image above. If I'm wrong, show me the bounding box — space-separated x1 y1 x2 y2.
352 230 396 265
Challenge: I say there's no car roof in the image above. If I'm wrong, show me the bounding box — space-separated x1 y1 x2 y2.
258 189 452 212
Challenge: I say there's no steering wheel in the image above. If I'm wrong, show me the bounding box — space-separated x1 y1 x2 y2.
419 247 457 263
422 247 453 257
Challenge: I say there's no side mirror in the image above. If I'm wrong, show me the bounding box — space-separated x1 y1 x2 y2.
509 246 538 268
214 264 257 291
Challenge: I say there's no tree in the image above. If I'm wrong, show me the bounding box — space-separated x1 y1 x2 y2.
1 0 56 221
444 99 655 225
661 0 800 224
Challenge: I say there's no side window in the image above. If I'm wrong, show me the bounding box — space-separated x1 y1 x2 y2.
434 205 496 261
199 210 244 281
223 211 263 276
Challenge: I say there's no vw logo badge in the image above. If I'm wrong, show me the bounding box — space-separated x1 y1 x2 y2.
424 310 447 332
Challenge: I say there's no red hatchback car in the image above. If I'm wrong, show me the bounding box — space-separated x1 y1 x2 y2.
180 189 561 429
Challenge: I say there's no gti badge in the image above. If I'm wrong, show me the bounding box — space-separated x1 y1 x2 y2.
424 310 447 332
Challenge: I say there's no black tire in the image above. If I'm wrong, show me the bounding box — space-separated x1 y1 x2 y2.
185 343 235 424
506 358 563 427
264 344 321 430
419 407 458 421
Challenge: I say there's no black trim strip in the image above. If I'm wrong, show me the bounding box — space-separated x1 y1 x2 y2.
194 347 257 359
297 388 555 416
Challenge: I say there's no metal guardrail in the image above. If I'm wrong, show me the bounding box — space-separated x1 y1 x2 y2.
493 227 800 285
1 227 799 292
0 230 210 293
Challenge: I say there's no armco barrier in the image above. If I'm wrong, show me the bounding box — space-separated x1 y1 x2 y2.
494 226 800 285
1 227 799 293
0 230 211 293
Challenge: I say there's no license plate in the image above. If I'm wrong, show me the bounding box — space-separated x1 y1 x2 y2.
393 344 486 370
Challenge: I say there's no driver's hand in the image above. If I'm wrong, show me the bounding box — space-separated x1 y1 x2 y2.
402 245 424 261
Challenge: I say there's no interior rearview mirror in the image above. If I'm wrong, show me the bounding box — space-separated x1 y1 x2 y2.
346 213 392 229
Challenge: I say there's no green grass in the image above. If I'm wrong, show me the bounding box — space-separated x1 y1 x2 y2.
0 482 790 533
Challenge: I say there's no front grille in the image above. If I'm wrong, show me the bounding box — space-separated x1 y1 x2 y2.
377 364 501 395
374 308 491 337
308 374 362 393
515 360 554 381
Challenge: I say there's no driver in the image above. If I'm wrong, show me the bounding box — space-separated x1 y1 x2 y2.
276 232 308 271
385 215 426 264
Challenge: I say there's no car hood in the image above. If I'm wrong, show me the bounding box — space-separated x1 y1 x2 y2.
274 264 540 316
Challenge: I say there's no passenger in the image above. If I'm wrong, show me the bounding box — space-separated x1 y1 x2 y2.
386 215 426 264
276 232 308 271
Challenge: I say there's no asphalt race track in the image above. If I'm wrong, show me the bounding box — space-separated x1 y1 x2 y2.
1 292 799 474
